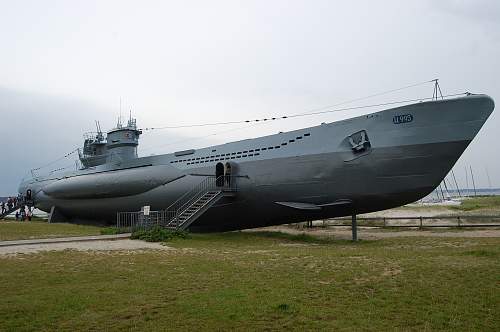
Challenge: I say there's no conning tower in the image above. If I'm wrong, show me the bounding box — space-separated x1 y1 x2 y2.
106 117 142 163
79 122 108 168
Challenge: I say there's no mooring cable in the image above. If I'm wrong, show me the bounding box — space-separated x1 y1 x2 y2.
140 91 468 131
140 79 438 131
30 79 469 173
31 148 79 173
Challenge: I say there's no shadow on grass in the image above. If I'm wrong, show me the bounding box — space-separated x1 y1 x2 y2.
248 231 338 244
461 250 498 257
193 230 368 246
1 217 47 223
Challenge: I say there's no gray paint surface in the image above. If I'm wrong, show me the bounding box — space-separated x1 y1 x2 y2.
18 95 495 231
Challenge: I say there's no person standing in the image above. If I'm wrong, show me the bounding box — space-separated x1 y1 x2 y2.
15 211 19 221
1 201 5 214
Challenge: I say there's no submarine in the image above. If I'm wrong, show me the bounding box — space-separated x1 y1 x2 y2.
18 93 495 231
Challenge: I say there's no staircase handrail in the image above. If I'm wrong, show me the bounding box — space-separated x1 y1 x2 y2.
164 175 236 226
165 175 216 213
174 178 217 217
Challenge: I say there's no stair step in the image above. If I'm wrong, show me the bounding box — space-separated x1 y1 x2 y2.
155 182 226 230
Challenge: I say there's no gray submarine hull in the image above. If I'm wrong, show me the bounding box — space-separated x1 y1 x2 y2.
20 94 495 231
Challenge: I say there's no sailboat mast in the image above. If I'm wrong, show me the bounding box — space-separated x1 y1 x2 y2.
470 166 477 197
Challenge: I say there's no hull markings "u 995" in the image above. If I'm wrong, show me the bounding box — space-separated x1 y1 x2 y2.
393 114 413 124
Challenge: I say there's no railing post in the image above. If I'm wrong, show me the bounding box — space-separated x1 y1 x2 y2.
457 216 461 228
419 216 423 230
383 217 386 228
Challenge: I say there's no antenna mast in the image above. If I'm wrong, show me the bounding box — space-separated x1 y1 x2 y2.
118 97 123 128
432 79 443 100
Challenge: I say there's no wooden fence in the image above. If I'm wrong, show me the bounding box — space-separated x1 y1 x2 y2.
310 215 500 229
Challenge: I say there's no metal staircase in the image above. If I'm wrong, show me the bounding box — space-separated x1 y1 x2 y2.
116 175 237 231
163 175 236 230
165 190 223 230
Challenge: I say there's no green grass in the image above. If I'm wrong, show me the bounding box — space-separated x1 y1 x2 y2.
99 227 130 235
451 196 500 211
462 249 498 257
0 220 103 241
130 226 188 242
396 204 451 212
0 232 499 331
249 230 337 244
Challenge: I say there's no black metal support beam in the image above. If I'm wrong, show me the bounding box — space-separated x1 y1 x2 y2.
352 213 358 241
48 206 68 224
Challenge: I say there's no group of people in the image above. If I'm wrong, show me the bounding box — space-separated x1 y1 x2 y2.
2 195 21 213
15 206 33 221
1 194 33 221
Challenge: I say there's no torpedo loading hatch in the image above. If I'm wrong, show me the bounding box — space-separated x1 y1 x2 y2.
340 129 372 162
348 130 371 152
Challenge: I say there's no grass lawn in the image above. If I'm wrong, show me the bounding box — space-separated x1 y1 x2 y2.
0 232 498 331
391 196 500 214
0 220 103 241
451 196 500 212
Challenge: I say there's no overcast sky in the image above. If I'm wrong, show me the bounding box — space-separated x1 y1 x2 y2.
1 0 499 195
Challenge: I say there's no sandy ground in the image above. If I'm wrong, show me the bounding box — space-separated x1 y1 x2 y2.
255 225 500 240
364 208 449 218
0 239 172 256
307 205 500 227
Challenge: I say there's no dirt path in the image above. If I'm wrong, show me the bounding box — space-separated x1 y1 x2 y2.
0 239 172 255
0 233 131 247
